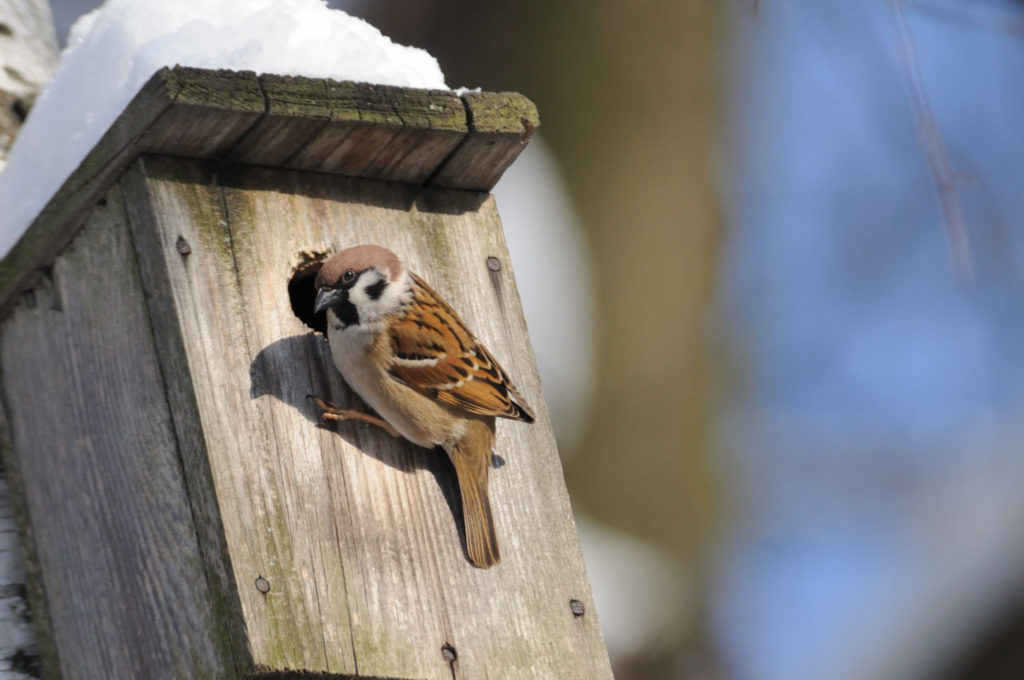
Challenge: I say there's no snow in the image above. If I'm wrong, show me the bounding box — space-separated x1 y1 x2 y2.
0 0 448 257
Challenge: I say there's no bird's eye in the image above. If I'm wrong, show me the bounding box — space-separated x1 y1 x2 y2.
342 269 356 284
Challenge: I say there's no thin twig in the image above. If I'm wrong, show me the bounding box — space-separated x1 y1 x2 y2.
891 0 973 279
905 0 1024 36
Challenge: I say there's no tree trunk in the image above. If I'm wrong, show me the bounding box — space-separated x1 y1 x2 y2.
0 0 58 167
0 1 57 676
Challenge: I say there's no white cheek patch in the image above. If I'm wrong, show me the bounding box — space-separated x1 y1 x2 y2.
349 270 411 325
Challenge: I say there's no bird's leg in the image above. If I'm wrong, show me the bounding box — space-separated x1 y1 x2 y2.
309 396 401 438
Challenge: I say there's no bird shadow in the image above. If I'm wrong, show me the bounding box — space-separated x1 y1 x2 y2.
249 332 475 554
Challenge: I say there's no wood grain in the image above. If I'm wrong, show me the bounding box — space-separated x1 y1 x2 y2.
0 65 597 679
227 74 333 167
291 80 408 175
143 67 266 158
0 188 237 678
355 85 465 183
119 154 612 679
0 67 534 316
429 91 540 191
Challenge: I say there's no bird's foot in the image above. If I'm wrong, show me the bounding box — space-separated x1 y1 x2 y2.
307 395 401 437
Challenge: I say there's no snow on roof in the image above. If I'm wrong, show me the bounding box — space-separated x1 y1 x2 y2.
0 0 448 257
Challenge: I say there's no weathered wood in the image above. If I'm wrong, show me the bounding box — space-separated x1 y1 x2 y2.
143 67 266 157
115 153 611 679
233 77 466 183
429 91 539 191
0 189 237 678
292 80 410 175
0 66 606 679
0 66 536 316
228 74 333 167
355 86 465 183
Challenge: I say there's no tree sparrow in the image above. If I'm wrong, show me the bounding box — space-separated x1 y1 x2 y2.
311 245 535 568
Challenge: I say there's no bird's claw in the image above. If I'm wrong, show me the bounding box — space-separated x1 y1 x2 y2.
309 395 401 437
309 394 344 418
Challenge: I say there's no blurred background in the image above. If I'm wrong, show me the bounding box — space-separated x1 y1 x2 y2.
38 1 1024 678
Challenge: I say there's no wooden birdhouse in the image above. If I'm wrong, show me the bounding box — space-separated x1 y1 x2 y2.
0 67 611 679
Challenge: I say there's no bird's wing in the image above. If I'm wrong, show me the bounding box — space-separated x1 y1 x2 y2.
386 273 535 422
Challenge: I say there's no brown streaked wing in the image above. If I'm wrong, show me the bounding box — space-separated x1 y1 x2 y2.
386 273 535 422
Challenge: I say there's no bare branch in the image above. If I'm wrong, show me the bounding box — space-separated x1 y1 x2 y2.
891 0 973 279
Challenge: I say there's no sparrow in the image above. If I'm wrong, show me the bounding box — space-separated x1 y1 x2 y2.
311 244 535 568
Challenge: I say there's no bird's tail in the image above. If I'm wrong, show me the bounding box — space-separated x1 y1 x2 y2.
450 420 500 568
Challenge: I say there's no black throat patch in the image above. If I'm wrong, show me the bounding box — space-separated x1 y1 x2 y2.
333 298 360 328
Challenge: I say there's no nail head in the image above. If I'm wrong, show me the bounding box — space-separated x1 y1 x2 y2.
570 599 585 617
176 236 192 256
255 576 270 594
486 256 501 272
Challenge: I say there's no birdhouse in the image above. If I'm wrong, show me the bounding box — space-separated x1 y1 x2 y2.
0 67 611 679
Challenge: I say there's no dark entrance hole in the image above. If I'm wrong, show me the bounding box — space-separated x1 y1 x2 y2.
289 250 329 335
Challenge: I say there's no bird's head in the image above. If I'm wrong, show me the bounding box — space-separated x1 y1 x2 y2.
314 245 408 329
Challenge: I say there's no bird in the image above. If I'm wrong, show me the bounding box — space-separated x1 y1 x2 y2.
311 244 535 568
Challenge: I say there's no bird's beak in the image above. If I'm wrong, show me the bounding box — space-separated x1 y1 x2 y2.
314 287 346 314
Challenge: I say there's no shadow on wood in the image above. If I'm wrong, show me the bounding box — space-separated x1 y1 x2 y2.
248 331 466 546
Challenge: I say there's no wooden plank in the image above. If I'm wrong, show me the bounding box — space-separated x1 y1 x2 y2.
0 67 535 316
298 80 407 175
143 66 265 157
227 74 332 166
429 91 539 191
0 185 237 678
226 74 469 179
289 81 467 181
358 86 465 183
120 162 255 675
125 154 612 679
